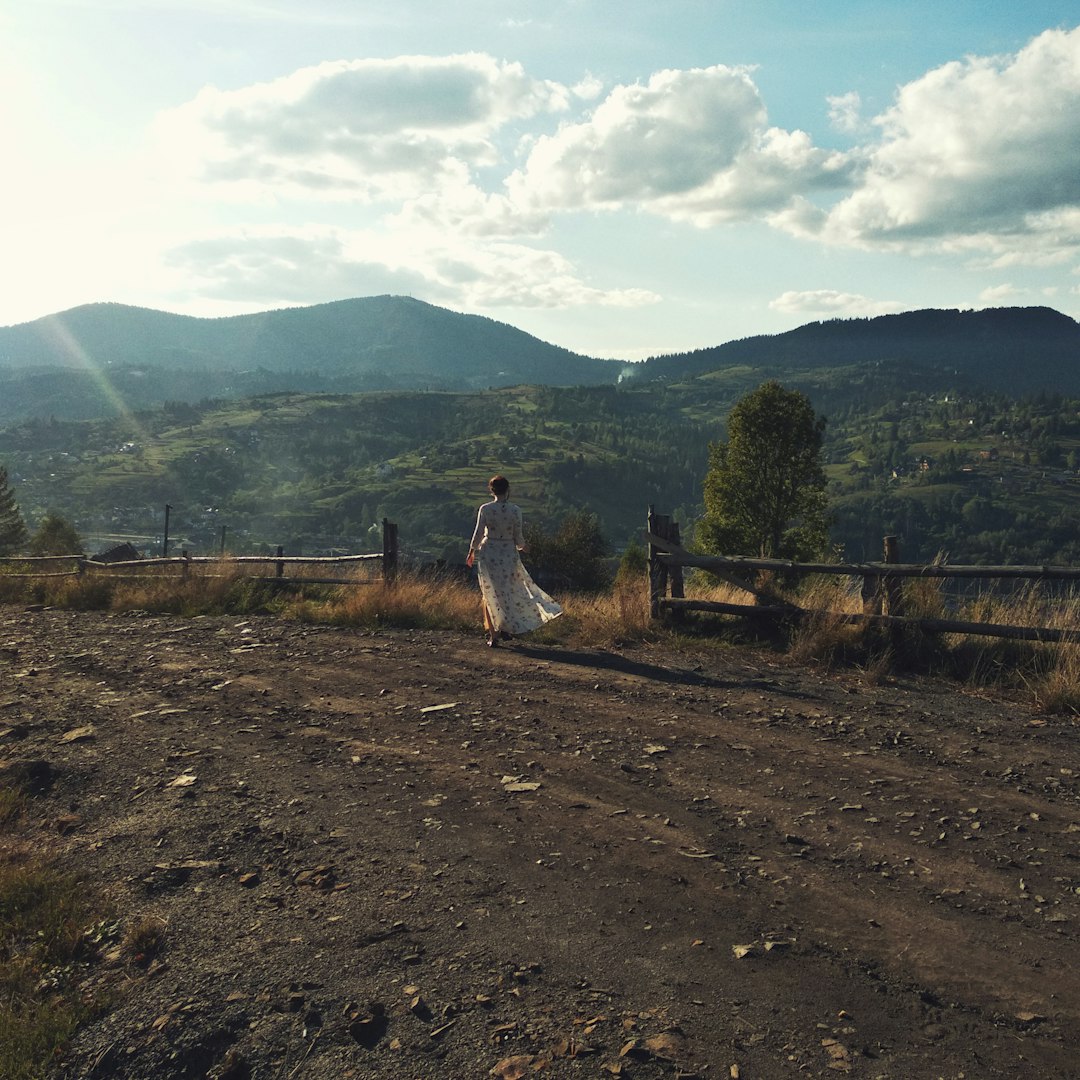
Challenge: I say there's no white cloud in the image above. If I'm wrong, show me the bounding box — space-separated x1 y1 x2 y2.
816 26 1080 262
769 289 904 317
979 283 1022 305
827 91 863 134
508 65 766 208
505 65 855 226
141 33 1080 323
163 226 659 310
656 127 853 226
572 74 605 101
155 53 570 202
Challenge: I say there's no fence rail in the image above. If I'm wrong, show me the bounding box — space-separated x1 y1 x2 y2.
646 507 1080 646
0 521 399 587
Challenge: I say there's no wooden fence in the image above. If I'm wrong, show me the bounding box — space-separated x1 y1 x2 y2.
647 508 1080 645
0 519 399 587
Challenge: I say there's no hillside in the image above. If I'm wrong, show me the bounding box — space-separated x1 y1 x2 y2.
633 306 1080 395
0 385 713 559
2 301 1079 426
6 302 1080 566
9 374 1080 566
0 297 619 414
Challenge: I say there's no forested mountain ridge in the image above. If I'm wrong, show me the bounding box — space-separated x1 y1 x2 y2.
0 295 618 388
6 300 1080 569
632 306 1080 395
1 300 1078 425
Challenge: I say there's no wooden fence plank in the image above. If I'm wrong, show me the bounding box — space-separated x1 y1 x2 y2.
647 534 1080 582
1 526 396 590
661 598 1080 645
646 510 1080 646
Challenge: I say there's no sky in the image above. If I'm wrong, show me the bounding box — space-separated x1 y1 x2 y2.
3 1 1080 360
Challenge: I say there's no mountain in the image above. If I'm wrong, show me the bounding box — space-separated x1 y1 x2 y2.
0 296 618 388
2 299 1080 426
632 306 1080 395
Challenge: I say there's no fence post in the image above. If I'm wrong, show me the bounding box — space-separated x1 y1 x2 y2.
382 519 398 584
647 506 669 619
669 521 685 602
181 549 190 581
276 546 285 579
883 535 904 617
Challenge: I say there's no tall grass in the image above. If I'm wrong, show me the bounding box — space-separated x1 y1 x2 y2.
7 562 1080 710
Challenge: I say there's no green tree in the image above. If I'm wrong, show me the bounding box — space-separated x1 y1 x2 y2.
699 381 830 559
27 512 83 556
0 465 28 555
524 510 612 591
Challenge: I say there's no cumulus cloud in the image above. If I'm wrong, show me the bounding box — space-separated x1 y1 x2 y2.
509 66 759 207
827 91 863 134
164 227 659 310
769 289 904 317
505 65 854 224
156 53 570 202
816 26 1080 261
148 31 1080 319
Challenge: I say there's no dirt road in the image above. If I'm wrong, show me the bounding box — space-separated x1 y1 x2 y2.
2 607 1079 1078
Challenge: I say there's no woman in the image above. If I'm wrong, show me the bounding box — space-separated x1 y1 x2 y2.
466 475 562 647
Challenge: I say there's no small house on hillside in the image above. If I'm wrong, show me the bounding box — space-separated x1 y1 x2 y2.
89 542 142 563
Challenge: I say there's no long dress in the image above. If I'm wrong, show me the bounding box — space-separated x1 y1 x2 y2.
470 499 562 634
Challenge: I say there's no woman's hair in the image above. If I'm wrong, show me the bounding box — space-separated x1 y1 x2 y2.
488 474 510 497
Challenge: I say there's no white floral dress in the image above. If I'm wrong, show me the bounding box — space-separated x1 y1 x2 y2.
470 500 562 634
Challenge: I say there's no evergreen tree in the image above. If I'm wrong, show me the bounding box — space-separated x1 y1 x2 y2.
699 381 830 559
27 512 83 556
0 465 28 555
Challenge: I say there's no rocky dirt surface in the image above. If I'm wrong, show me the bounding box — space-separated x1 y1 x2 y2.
2 606 1080 1079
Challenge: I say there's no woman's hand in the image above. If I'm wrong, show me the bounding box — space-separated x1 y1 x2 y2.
466 550 475 568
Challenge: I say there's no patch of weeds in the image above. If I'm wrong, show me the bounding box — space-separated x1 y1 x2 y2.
1025 645 1080 716
0 575 31 605
859 647 894 687
43 577 115 612
0 791 109 1080
0 787 27 829
788 609 862 668
220 578 284 616
122 914 167 968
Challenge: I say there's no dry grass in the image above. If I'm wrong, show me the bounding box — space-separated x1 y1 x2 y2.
122 914 167 968
1 800 106 1080
9 561 1080 711
295 575 481 631
0 788 27 830
1026 645 1080 715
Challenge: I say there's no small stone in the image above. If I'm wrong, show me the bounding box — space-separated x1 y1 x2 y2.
409 995 433 1021
490 1055 536 1079
59 724 95 743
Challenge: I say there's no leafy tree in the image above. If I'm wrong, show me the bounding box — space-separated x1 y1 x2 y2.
699 381 830 559
27 512 83 556
0 465 28 555
524 510 612 591
614 539 648 588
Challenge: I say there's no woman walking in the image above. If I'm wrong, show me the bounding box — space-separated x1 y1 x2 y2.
466 475 562 647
